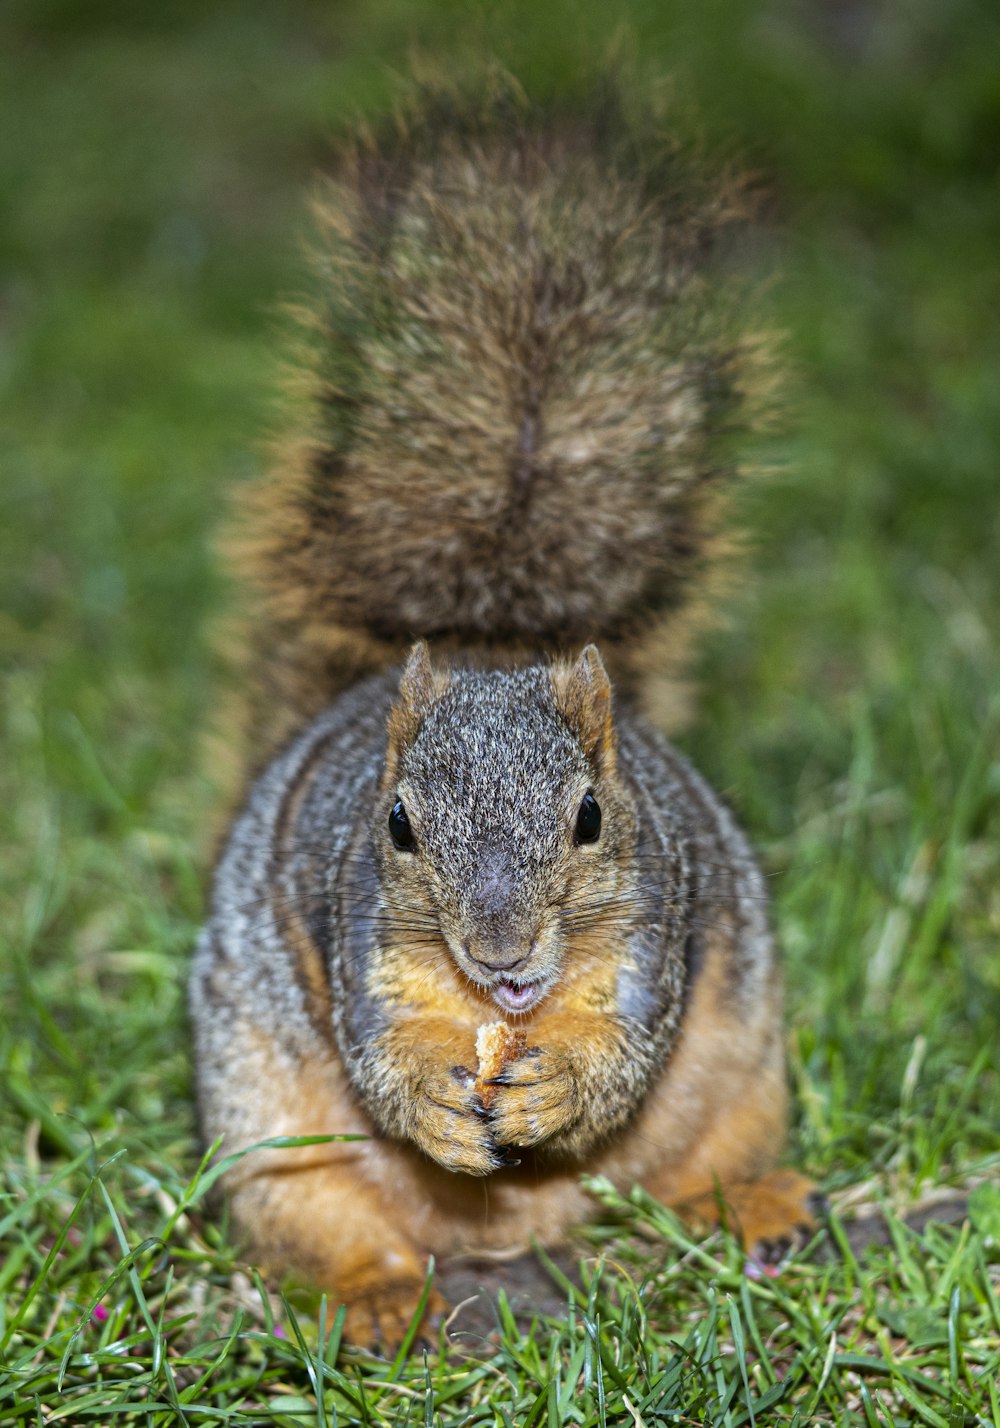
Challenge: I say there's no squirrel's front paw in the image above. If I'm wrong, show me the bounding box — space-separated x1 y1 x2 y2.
411 1065 502 1175
486 1046 580 1150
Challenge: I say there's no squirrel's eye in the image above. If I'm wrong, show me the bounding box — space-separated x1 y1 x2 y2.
388 800 415 851
574 792 602 844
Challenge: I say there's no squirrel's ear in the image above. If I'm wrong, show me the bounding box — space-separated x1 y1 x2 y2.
552 644 617 777
398 641 439 715
384 642 450 783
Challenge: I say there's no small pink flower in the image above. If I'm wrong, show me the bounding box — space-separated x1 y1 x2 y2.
743 1258 781 1281
273 1323 286 1339
92 1303 109 1325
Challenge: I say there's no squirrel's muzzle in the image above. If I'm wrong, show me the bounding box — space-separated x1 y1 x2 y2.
460 847 538 975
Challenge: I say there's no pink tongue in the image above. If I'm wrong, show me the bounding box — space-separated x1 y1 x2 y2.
501 980 534 1008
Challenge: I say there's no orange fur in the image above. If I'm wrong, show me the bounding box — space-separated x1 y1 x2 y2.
216 908 807 1342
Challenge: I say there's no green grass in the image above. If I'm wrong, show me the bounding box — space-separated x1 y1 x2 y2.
2 0 999 1422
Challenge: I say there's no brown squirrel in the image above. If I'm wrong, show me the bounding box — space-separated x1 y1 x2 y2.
190 78 812 1347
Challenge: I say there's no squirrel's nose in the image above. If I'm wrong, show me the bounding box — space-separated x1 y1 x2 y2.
467 949 529 975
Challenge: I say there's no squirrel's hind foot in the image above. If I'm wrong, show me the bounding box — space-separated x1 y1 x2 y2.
339 1274 446 1353
676 1168 818 1256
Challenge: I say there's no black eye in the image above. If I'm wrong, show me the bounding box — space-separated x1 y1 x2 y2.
388 800 415 851
575 792 601 844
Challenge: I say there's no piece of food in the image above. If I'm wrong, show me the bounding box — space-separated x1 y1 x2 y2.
474 1021 528 1108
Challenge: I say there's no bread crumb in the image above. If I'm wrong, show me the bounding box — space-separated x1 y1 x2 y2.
475 1022 527 1108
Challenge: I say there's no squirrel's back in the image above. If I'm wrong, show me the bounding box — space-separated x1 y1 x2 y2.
231 77 773 760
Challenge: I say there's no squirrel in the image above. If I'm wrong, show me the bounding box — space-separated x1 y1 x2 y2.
190 76 813 1347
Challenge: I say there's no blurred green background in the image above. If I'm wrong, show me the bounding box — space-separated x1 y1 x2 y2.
1 0 1000 1416
1 0 999 1367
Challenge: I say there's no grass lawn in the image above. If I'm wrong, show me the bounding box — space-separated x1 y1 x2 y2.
2 0 999 1422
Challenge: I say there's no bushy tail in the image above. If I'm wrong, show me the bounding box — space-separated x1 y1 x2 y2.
232 74 776 758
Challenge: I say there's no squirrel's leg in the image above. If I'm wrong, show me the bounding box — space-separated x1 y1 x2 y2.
227 1152 445 1347
638 1049 816 1252
198 1022 444 1347
230 1161 442 1345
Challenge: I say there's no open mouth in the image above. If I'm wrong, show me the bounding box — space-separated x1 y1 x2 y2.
492 978 543 1014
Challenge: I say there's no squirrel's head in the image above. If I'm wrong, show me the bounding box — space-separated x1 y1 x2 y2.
374 642 638 1015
